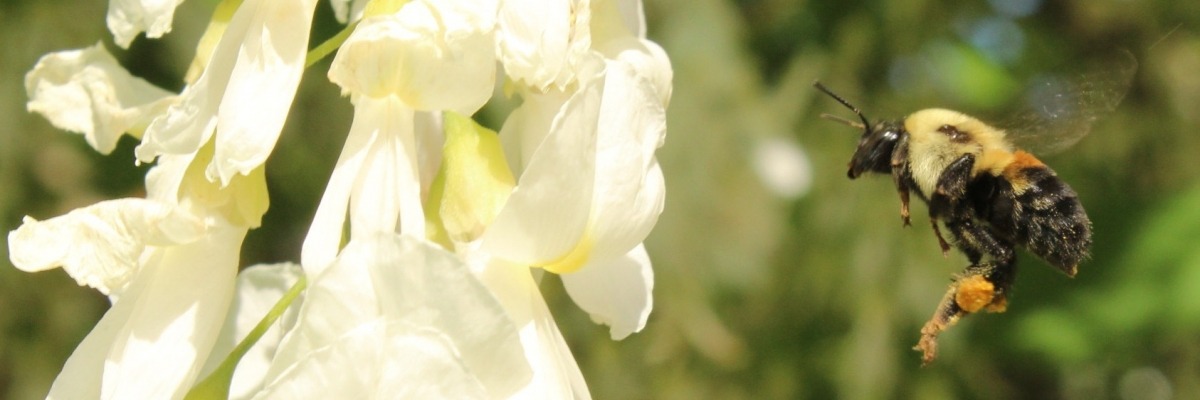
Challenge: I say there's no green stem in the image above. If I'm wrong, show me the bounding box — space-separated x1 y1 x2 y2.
306 21 361 67
184 275 308 400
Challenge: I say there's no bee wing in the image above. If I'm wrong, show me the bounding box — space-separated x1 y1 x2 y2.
999 50 1138 155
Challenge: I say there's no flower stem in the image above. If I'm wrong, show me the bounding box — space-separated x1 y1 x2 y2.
184 275 308 400
306 21 360 67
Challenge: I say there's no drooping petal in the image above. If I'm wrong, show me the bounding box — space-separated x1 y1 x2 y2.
199 263 303 400
25 43 176 155
561 244 653 340
471 256 591 399
208 0 317 184
265 234 530 398
481 59 604 268
7 199 204 295
328 0 498 114
106 0 186 48
577 59 666 261
47 225 246 400
301 98 422 273
496 0 593 91
137 0 318 186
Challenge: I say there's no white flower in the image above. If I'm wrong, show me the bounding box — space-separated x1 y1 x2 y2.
303 0 499 272
496 0 593 91
483 0 671 342
9 0 317 398
107 0 187 48
7 199 203 296
24 43 177 155
136 0 319 186
10 206 247 399
256 234 531 399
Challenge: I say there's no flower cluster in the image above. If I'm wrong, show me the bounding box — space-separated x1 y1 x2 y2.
8 0 671 398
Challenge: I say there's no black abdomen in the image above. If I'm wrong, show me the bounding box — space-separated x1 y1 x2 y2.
974 166 1092 276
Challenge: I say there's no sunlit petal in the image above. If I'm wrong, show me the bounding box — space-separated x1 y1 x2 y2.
584 60 666 261
481 62 604 267
301 98 422 273
137 0 317 186
267 234 530 398
561 245 653 340
47 225 246 399
7 199 204 295
25 43 176 155
209 0 318 184
106 0 185 48
472 257 591 399
497 0 593 90
328 0 498 114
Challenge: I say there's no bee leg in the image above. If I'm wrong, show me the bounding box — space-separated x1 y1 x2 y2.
930 219 952 257
944 216 1015 267
929 153 977 258
890 134 912 226
915 260 1017 365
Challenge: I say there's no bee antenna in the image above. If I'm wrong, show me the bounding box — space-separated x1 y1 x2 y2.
812 80 872 134
819 113 866 129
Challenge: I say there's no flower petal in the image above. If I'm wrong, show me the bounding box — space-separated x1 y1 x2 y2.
253 320 490 399
561 244 653 340
481 60 605 267
137 0 317 186
328 0 498 114
301 99 423 273
47 225 246 399
106 0 185 48
574 59 666 263
208 0 318 184
24 43 176 155
496 0 593 90
472 257 592 399
7 199 204 295
267 234 530 398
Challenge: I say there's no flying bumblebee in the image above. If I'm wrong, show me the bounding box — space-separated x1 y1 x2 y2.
814 52 1136 365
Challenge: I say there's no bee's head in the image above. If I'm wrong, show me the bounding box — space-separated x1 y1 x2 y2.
812 81 904 179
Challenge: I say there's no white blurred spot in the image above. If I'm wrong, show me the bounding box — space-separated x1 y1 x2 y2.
1119 367 1172 400
751 137 811 199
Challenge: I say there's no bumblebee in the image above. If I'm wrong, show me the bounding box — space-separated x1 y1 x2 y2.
813 56 1133 364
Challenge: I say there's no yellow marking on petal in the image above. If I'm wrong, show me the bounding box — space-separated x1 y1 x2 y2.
541 233 593 274
186 0 242 83
431 112 516 243
181 141 270 227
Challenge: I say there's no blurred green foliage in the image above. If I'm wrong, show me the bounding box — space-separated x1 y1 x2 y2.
1 0 1198 399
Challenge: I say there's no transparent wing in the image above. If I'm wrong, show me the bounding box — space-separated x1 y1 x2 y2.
998 50 1138 155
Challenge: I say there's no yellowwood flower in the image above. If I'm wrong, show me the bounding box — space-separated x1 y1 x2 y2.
10 0 673 398
9 0 316 398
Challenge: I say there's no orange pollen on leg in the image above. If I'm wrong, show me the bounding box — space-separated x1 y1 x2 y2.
954 275 996 313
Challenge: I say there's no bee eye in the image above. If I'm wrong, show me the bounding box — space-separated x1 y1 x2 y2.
937 124 970 143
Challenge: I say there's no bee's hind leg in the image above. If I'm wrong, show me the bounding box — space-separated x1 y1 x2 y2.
914 259 1017 366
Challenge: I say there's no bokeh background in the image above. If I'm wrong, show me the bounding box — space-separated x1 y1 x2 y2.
2 0 1198 399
